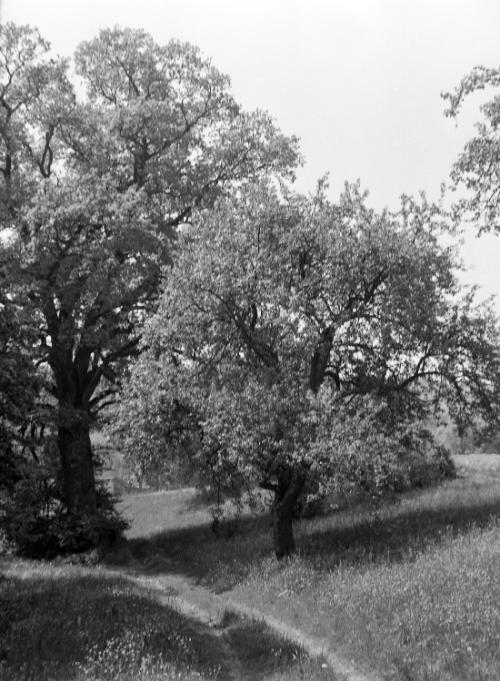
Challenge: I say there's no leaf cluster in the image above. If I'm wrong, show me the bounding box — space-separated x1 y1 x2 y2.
443 65 500 232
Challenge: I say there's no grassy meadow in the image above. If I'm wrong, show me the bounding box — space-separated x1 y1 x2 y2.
1 454 499 681
116 454 500 681
0 557 335 681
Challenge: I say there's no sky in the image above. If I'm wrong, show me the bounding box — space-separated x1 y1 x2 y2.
2 0 500 304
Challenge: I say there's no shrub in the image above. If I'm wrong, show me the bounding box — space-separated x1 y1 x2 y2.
0 467 128 558
294 428 456 519
402 442 455 490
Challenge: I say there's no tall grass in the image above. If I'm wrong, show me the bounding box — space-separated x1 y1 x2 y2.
240 518 500 680
117 456 500 680
0 565 222 681
0 560 339 681
3 456 497 680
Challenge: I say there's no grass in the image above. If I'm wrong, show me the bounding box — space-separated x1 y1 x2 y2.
0 558 340 681
119 488 211 538
0 563 217 681
239 515 500 680
2 455 499 680
114 454 500 681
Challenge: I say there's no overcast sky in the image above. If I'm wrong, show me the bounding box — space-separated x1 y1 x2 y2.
2 0 500 304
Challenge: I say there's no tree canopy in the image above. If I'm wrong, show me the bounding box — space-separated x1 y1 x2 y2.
0 240 41 491
3 22 500 559
116 180 500 557
444 65 500 233
0 21 299 550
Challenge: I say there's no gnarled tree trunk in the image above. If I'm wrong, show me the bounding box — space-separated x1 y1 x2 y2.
58 404 96 515
272 468 307 559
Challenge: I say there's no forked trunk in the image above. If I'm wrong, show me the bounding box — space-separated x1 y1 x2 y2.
272 469 307 559
58 406 96 515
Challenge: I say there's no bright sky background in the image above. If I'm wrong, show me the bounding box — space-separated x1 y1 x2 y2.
2 0 500 305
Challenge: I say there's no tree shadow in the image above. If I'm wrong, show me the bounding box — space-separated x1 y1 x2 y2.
111 477 500 586
0 568 309 681
300 485 500 569
111 511 273 582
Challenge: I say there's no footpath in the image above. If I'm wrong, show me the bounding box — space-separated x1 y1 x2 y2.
119 567 381 681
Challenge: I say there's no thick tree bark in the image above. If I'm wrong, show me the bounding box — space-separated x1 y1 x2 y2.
58 405 96 515
271 469 307 559
309 326 334 394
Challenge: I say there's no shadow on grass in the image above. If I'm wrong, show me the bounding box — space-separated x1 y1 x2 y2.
111 512 273 583
111 478 500 587
301 484 500 568
0 569 310 681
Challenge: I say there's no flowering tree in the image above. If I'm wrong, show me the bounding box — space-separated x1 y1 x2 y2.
117 181 500 557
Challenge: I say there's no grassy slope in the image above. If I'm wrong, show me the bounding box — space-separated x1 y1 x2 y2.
0 561 335 680
0 556 339 681
118 455 500 681
2 456 498 681
0 564 209 681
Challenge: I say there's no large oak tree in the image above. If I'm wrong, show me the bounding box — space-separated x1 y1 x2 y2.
0 23 299 532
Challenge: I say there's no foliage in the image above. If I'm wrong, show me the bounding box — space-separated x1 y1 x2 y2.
443 64 500 232
0 241 41 492
0 468 128 558
296 424 455 518
0 21 299 530
117 180 500 553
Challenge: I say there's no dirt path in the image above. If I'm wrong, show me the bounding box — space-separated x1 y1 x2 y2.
118 567 381 681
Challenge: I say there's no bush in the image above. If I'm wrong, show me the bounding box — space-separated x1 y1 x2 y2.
294 429 456 519
53 493 129 556
402 443 455 490
0 467 128 558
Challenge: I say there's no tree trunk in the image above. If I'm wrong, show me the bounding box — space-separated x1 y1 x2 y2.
272 469 307 559
272 500 296 558
58 405 96 515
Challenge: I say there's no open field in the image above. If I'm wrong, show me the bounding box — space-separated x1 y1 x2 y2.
114 454 500 681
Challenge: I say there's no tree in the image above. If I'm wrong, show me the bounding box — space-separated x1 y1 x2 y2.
117 181 500 558
0 240 40 491
0 22 299 546
443 65 500 232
